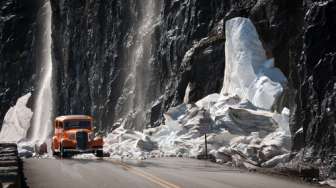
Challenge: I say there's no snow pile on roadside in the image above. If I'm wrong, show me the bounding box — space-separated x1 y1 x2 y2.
104 95 292 167
104 126 158 159
154 96 291 167
0 93 33 143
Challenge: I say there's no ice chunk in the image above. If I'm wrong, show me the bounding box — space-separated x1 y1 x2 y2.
221 17 287 110
195 93 220 109
104 126 157 159
273 108 291 135
247 58 287 110
221 17 267 98
215 107 276 135
0 93 33 143
183 83 192 104
247 75 284 110
165 104 188 121
259 59 287 84
261 131 291 150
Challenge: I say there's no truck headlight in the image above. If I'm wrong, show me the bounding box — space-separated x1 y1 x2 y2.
68 133 75 140
89 133 95 140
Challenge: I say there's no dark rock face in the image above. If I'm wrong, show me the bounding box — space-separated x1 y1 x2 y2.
248 0 303 77
51 0 141 130
0 0 40 127
157 0 229 110
50 0 229 130
178 35 225 104
292 0 336 179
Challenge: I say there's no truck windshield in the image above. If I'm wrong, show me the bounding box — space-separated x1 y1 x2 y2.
63 121 91 130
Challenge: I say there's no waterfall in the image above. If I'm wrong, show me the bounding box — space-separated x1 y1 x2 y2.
29 0 53 146
115 0 158 130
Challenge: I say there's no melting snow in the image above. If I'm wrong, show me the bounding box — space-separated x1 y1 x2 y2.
0 93 33 143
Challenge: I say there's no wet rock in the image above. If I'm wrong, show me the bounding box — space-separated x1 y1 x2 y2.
159 0 229 112
292 0 336 179
150 99 163 128
299 165 320 181
178 35 225 104
37 142 48 155
0 0 40 127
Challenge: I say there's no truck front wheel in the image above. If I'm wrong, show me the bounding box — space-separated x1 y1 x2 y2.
51 142 59 156
95 150 103 158
60 144 67 158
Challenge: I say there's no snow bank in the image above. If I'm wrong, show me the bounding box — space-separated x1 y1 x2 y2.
104 126 157 159
0 93 33 143
105 96 291 167
151 96 291 167
221 17 287 110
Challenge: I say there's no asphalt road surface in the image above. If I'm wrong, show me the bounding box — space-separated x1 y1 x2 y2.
24 157 322 188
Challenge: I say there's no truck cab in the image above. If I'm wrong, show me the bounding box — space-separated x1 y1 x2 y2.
51 115 103 158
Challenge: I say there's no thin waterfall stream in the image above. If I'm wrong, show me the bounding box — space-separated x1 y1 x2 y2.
115 0 157 130
29 0 53 146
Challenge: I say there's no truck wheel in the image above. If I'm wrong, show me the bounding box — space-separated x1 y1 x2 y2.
60 144 67 158
95 150 103 158
52 150 60 157
51 142 58 156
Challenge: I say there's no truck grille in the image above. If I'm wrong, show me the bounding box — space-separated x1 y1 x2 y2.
76 131 88 150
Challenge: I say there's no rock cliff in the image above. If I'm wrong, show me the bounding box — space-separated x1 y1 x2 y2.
0 0 40 126
292 0 336 179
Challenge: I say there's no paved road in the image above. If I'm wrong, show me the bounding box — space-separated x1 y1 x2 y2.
24 157 321 188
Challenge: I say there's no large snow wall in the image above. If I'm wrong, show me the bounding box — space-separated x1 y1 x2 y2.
221 18 287 110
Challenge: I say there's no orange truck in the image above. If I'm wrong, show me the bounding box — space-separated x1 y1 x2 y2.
51 115 104 158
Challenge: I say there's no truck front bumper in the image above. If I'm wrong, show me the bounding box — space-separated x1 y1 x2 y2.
64 148 102 154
